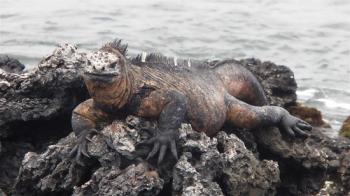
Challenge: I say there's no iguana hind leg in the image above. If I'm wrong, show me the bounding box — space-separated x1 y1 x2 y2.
225 93 312 137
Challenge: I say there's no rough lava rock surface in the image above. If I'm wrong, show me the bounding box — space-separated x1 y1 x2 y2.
0 55 25 73
0 43 349 195
14 117 280 196
0 44 88 136
0 44 88 193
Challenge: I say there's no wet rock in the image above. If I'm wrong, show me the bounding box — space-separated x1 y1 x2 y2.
0 55 25 73
339 116 350 138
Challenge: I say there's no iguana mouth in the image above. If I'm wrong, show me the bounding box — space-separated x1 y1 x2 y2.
83 71 119 82
84 71 118 77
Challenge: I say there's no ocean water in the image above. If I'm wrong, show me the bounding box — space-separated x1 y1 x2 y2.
0 0 349 137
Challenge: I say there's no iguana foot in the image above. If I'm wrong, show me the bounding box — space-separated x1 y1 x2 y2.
142 131 178 164
280 113 312 138
69 129 115 166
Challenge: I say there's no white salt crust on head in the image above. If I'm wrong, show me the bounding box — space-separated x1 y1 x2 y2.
86 51 119 68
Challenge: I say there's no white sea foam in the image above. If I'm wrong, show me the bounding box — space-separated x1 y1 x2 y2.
296 88 318 101
317 98 350 110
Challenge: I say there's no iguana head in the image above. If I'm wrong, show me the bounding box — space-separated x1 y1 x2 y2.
82 40 133 108
83 50 125 83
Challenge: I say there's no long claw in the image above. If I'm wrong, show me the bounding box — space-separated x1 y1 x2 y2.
69 145 78 158
170 140 178 160
139 137 156 145
147 142 160 160
297 122 312 131
70 129 98 166
86 132 115 150
91 129 100 134
293 126 310 137
80 140 90 158
76 150 85 166
284 127 295 138
158 145 167 164
105 135 115 149
85 136 93 143
298 119 308 125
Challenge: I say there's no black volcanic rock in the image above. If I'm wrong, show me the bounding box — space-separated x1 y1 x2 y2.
0 44 89 195
14 117 280 196
0 55 25 73
0 44 88 138
239 58 297 107
0 43 349 195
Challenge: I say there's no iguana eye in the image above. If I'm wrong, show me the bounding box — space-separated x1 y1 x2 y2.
109 62 117 68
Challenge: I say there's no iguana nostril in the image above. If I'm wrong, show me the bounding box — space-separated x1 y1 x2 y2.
101 67 105 71
93 65 96 70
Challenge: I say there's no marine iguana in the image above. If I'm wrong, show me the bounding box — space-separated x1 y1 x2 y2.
70 39 312 165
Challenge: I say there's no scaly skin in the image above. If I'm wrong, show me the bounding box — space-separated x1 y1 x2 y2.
70 40 312 165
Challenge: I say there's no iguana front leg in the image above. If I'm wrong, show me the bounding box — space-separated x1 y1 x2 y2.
139 90 187 164
70 99 110 165
225 93 312 137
